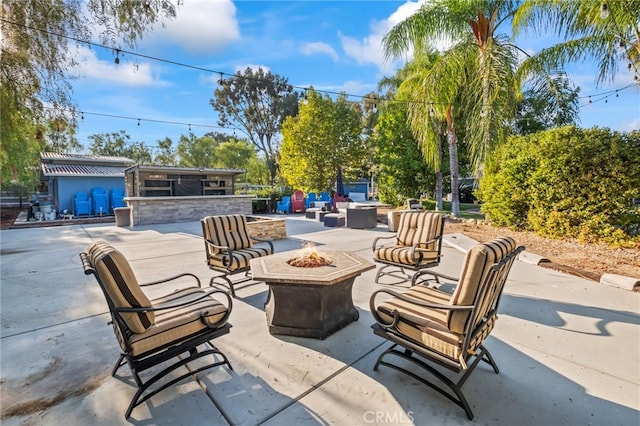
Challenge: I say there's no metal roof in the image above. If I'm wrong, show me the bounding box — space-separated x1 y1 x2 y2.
41 163 126 178
124 164 246 175
40 152 135 165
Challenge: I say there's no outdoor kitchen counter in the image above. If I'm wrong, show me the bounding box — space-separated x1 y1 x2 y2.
250 250 375 339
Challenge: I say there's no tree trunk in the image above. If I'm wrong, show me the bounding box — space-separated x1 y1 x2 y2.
446 107 461 217
435 170 443 211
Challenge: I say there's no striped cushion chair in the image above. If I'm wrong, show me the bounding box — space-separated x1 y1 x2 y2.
370 237 524 420
372 211 445 285
80 241 233 419
201 214 274 297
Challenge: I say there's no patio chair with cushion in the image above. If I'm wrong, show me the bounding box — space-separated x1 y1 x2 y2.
201 214 274 298
372 211 445 285
370 237 524 420
80 241 232 419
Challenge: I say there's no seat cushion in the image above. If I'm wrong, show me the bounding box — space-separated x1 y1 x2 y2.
207 247 272 271
374 245 439 267
127 287 229 357
202 215 253 253
376 285 462 360
396 212 443 249
88 241 154 333
448 237 517 333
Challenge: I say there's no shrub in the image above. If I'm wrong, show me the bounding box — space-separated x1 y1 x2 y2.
478 126 640 247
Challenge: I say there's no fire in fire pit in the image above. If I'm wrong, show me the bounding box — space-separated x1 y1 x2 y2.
287 244 334 268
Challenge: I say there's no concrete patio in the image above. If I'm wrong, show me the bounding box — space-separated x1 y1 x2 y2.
1 216 638 425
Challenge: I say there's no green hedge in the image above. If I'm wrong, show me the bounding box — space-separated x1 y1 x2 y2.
478 126 640 247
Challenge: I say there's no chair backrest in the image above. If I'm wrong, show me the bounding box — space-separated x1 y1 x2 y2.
395 211 444 249
307 193 317 202
201 215 253 258
75 192 89 201
319 192 331 202
85 241 154 333
448 237 522 335
92 187 107 195
292 190 304 201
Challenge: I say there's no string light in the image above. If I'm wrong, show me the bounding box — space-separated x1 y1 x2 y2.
3 18 637 132
600 2 609 20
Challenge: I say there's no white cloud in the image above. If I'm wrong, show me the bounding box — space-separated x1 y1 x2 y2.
623 117 640 132
149 0 240 54
69 45 166 87
338 0 428 72
234 64 271 74
301 42 339 62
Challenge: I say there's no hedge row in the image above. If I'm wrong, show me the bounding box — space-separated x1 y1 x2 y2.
477 126 640 247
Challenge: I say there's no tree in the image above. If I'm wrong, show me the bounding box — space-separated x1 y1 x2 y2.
514 73 581 135
1 0 179 190
214 139 255 170
154 137 177 166
88 130 152 164
373 98 434 206
514 0 640 86
280 88 364 192
383 0 561 216
176 133 219 168
210 67 299 184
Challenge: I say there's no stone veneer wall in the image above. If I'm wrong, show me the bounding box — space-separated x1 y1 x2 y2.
246 216 287 240
125 195 253 225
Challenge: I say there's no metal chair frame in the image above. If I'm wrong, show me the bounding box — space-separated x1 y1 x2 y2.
370 244 524 420
80 251 233 419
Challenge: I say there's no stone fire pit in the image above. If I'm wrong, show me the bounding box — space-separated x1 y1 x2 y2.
250 250 374 339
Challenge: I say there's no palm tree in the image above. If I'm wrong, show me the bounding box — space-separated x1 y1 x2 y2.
514 0 640 86
384 0 523 217
379 52 446 210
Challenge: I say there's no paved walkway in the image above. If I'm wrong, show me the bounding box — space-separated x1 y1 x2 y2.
1 216 638 425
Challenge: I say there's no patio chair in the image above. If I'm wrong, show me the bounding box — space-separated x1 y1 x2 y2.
201 214 274 297
276 196 291 214
370 237 524 420
304 192 318 210
91 187 109 216
110 188 126 213
74 192 91 216
372 211 444 285
80 241 232 419
291 189 305 213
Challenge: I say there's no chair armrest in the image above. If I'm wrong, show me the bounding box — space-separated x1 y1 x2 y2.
140 272 202 288
372 234 396 251
204 238 235 266
370 288 472 329
414 235 441 249
115 288 233 317
251 236 274 253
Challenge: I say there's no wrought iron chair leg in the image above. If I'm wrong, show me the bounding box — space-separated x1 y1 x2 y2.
374 344 476 420
111 354 127 377
125 346 232 419
209 275 236 298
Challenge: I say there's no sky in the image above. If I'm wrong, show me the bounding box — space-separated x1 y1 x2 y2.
69 0 640 154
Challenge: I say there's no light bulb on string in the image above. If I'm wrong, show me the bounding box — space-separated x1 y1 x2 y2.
137 119 141 127
114 49 120 65
600 2 609 19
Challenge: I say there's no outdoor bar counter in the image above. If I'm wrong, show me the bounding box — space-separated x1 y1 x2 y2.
124 195 254 226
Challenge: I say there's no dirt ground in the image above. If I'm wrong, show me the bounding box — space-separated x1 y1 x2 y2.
377 207 640 282
2 206 638 281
